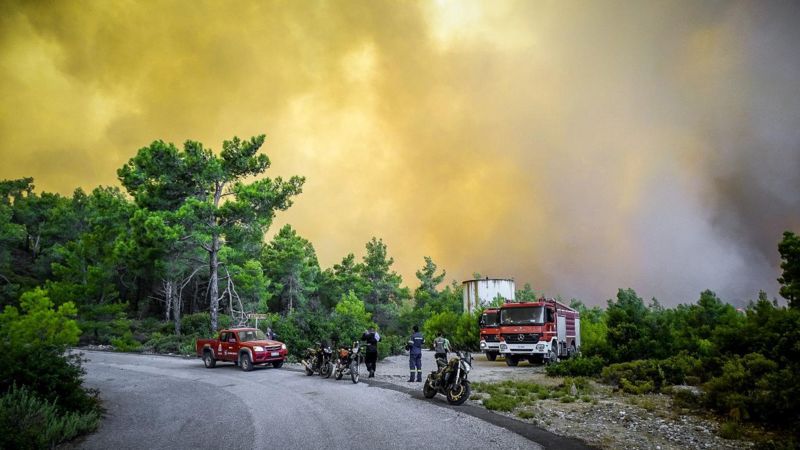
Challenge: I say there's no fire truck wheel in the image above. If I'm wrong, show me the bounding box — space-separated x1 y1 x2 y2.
486 352 498 361
546 349 558 364
505 356 519 367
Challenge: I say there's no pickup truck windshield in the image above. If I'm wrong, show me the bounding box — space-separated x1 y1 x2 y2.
500 306 545 325
238 330 268 342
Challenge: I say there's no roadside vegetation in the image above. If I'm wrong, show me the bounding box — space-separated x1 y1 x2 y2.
1 134 799 447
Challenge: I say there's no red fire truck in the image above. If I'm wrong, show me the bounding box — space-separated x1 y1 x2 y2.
478 308 501 361
497 298 580 366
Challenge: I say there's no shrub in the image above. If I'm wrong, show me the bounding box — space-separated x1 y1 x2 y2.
517 410 535 419
483 394 519 411
601 359 665 393
703 353 795 425
180 312 232 337
546 355 605 377
143 332 198 354
718 421 741 440
111 331 142 352
0 384 101 450
377 334 406 359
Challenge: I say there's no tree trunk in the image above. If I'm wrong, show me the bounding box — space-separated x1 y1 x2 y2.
209 181 223 333
164 279 174 322
174 284 182 336
209 234 220 332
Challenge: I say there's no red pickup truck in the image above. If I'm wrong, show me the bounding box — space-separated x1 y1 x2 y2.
196 328 288 371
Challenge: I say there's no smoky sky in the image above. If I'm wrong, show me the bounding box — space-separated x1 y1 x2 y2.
1 0 798 307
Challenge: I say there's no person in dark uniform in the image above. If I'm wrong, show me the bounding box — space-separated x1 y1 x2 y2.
407 325 424 382
361 327 380 378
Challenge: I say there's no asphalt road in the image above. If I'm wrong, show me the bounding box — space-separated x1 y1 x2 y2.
71 351 588 450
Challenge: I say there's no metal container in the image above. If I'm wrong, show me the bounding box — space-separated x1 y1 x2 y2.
462 278 516 313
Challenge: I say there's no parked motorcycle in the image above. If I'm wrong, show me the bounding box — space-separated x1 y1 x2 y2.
301 342 333 378
423 351 472 405
333 341 362 384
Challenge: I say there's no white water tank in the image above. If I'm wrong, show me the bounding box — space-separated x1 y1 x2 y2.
462 278 516 313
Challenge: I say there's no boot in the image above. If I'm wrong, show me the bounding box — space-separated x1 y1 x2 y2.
416 371 422 382
408 372 415 382
369 370 374 378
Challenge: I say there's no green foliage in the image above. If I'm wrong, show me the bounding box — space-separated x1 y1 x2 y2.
703 353 789 423
74 302 132 345
0 384 101 450
330 291 375 344
143 332 197 354
601 360 665 394
515 283 538 302
262 225 320 313
414 256 446 308
546 355 605 377
376 334 406 359
778 231 800 308
0 288 80 350
483 394 519 411
0 289 99 419
180 312 232 338
421 309 480 351
473 379 587 413
360 237 409 330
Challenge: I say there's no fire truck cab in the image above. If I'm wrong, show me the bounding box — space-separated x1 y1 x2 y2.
478 308 501 361
497 298 580 366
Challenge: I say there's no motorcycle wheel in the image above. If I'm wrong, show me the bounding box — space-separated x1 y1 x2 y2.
446 380 471 405
423 377 437 399
335 366 343 380
305 365 314 376
321 361 333 378
350 361 359 384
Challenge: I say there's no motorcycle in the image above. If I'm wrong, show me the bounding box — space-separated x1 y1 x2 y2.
301 342 333 378
423 350 472 405
333 341 362 384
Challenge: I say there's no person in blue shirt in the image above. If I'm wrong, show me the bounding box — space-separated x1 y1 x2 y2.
407 325 424 382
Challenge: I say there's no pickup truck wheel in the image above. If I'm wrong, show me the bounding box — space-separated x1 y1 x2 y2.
203 351 216 368
240 353 253 372
272 360 284 369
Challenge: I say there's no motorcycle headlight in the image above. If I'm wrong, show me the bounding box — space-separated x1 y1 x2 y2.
281 343 287 350
253 346 264 352
461 361 471 373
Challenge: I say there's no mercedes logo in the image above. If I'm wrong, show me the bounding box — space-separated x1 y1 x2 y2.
517 334 525 341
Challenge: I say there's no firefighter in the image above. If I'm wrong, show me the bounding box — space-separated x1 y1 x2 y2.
407 325 424 382
433 331 450 362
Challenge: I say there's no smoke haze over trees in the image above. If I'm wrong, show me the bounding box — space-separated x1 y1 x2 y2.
1 1 799 305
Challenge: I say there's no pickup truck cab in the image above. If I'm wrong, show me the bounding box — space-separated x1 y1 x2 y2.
196 328 288 371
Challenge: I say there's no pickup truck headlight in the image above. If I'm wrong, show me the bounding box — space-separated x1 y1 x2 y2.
253 346 265 352
281 343 287 350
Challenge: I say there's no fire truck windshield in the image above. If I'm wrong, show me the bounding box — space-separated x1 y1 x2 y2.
500 306 545 325
480 311 499 327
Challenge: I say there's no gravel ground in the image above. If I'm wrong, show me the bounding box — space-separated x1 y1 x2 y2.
366 350 753 450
